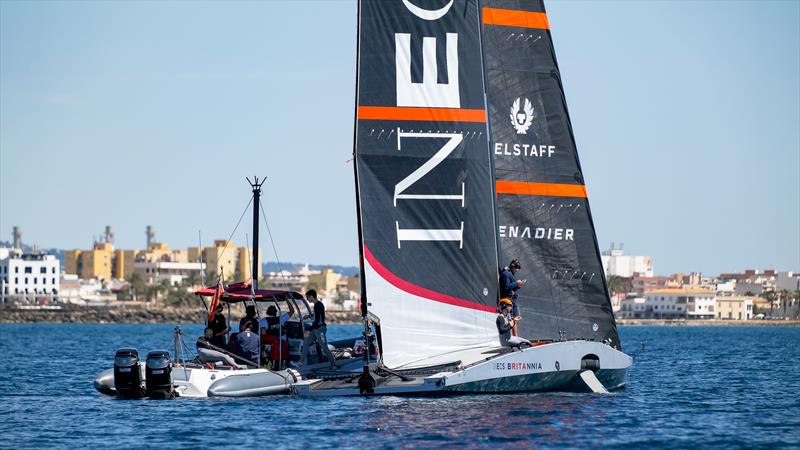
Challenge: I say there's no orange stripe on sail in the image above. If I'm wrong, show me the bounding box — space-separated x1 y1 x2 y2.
496 181 587 198
358 106 487 123
482 8 550 29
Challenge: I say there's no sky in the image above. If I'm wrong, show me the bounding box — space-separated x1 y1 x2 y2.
1 0 798 276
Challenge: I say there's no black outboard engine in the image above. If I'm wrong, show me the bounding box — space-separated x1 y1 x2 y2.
145 350 173 400
114 348 143 399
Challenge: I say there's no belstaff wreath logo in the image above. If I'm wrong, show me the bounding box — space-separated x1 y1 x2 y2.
509 97 534 134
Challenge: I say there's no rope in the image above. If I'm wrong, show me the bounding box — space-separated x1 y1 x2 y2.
212 196 254 277
259 198 294 368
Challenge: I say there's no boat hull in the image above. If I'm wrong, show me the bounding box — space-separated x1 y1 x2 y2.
293 340 631 396
94 364 294 398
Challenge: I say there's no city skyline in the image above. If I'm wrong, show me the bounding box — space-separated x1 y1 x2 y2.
1 1 798 275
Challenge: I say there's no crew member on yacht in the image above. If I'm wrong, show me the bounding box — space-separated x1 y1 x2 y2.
239 304 259 333
234 323 260 366
196 327 240 368
260 302 295 333
301 289 336 369
207 306 230 349
260 303 294 368
499 259 526 336
497 299 531 348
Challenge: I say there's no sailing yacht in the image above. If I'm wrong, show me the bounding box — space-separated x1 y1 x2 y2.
293 0 631 396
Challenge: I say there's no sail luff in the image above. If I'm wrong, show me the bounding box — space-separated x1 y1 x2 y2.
352 0 368 317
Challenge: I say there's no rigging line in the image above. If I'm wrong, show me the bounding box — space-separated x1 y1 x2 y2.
259 198 298 369
259 199 290 288
213 196 254 274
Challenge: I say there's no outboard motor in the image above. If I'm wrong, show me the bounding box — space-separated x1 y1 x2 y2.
114 348 143 399
145 350 173 399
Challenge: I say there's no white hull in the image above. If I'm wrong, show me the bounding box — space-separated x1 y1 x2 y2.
94 365 296 398
96 341 630 398
293 341 631 396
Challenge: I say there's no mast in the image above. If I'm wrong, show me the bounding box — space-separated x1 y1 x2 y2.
247 176 265 290
352 0 374 394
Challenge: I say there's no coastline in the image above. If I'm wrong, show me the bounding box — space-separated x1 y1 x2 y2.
1 305 797 326
617 318 800 326
0 305 361 324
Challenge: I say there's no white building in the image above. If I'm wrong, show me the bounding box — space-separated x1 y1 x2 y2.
715 280 736 294
644 289 716 320
617 297 647 319
601 245 653 278
1 250 61 303
264 270 309 292
135 261 205 286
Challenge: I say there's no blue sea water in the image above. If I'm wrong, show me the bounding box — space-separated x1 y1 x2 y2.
1 324 799 449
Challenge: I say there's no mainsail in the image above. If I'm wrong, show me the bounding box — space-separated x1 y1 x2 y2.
353 0 500 367
482 0 621 348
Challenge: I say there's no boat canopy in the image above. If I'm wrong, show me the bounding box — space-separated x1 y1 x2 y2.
194 283 303 303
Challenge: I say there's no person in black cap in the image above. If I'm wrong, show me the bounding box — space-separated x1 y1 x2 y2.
499 259 526 336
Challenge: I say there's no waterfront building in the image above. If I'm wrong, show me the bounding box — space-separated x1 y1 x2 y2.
137 242 187 263
134 261 206 286
716 296 754 320
194 240 261 281
719 269 777 293
58 274 82 304
64 236 259 284
644 288 716 320
617 297 647 319
600 244 653 278
113 249 138 280
263 270 309 292
630 275 681 295
64 243 114 280
0 249 61 303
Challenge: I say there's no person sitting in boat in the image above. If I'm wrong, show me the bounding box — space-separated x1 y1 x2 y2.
499 259 526 336
260 302 295 336
259 303 293 368
497 299 530 349
207 306 230 349
239 304 259 333
301 289 336 369
196 327 240 368
233 322 260 367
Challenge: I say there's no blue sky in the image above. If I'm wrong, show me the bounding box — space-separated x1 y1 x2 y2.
1 0 798 276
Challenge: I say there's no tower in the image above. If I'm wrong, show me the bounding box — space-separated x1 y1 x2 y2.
104 226 115 244
12 226 21 249
146 225 155 248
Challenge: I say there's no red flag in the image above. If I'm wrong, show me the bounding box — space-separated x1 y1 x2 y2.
208 278 223 323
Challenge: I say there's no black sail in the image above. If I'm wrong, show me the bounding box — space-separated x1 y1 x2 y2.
481 0 620 348
354 0 500 367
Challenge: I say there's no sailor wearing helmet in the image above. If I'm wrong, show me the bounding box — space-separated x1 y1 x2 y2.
496 299 531 348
